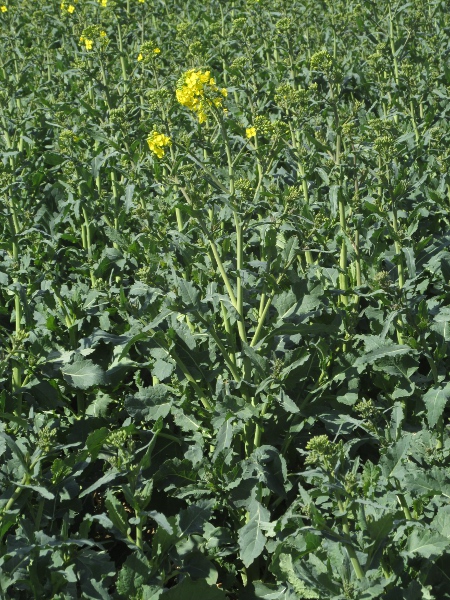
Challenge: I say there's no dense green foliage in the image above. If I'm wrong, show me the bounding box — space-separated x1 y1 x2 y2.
1 0 450 597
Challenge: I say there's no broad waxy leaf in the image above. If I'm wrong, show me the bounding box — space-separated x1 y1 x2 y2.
125 385 173 421
2 1 450 598
402 529 450 559
423 383 450 428
238 499 271 568
161 576 226 599
61 358 105 390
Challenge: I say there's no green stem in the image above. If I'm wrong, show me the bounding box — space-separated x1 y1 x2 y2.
217 115 247 344
409 100 419 144
175 208 184 232
99 60 111 109
117 22 128 83
234 211 247 344
253 400 270 450
1 473 30 518
82 205 96 287
170 348 212 410
8 205 23 416
391 203 404 343
388 5 399 86
336 131 348 307
34 499 45 530
195 313 241 382
396 491 412 520
250 256 296 347
337 498 364 580
220 301 237 366
135 511 143 550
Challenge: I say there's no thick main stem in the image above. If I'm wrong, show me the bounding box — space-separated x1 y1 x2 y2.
336 130 348 306
8 206 23 416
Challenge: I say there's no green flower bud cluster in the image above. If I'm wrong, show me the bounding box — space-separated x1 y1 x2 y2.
310 49 335 76
275 84 310 114
252 115 286 138
107 428 128 448
79 25 109 52
284 186 303 204
138 40 162 64
176 22 194 40
305 434 338 465
373 134 396 159
0 172 13 190
341 121 356 138
275 17 294 34
37 425 57 453
371 270 391 291
146 88 171 112
235 177 253 201
108 107 128 127
231 17 252 37
188 41 204 58
355 398 377 419
271 357 284 379
230 56 248 72
59 129 80 153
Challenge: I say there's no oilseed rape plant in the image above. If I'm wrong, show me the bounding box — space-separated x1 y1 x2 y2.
79 25 108 51
137 41 162 64
1 0 450 598
176 69 227 123
147 131 171 158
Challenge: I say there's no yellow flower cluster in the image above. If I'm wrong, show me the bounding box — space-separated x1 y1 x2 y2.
138 44 161 62
246 126 256 139
1 5 7 11
147 131 171 159
80 37 93 50
176 69 227 124
137 42 161 64
61 2 75 13
79 26 107 51
98 0 107 6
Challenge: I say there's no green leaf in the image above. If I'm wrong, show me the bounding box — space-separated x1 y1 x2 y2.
152 358 174 381
178 500 213 537
379 435 411 480
147 510 173 534
86 392 114 417
402 529 450 559
178 278 200 308
277 554 319 599
238 499 271 568
354 345 412 367
0 432 28 472
161 575 225 599
405 468 450 500
278 390 299 413
61 358 105 390
242 343 268 377
212 419 235 461
423 383 450 428
116 551 152 598
179 551 218 584
15 483 55 500
79 470 120 498
105 490 129 536
86 427 109 460
125 385 173 421
242 581 290 599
